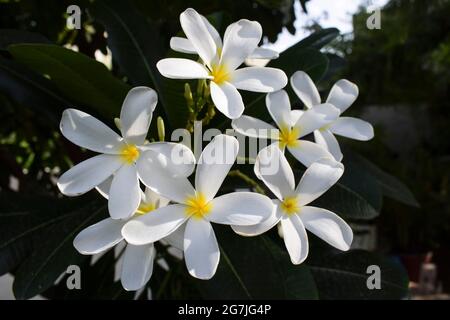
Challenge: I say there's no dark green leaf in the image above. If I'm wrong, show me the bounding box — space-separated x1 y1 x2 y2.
8 44 130 118
195 226 318 299
89 0 172 129
308 249 409 299
12 199 107 300
0 56 71 124
0 29 50 50
313 182 381 221
0 192 93 275
291 28 339 50
348 152 420 207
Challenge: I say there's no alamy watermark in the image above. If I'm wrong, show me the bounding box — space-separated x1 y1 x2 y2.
66 5 81 30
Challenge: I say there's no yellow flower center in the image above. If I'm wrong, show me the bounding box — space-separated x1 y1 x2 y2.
281 196 300 215
120 144 140 164
135 202 156 215
185 193 212 219
210 63 230 84
279 126 300 148
319 124 330 132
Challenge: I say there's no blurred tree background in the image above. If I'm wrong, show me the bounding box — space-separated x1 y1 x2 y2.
331 0 450 290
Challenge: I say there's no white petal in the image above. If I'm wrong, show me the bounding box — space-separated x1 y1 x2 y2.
200 15 222 50
143 187 170 208
290 71 321 109
140 142 195 178
207 192 273 225
295 158 344 206
162 223 186 251
254 145 295 200
293 103 340 138
73 218 125 254
60 109 124 154
314 129 343 162
120 87 157 145
57 154 122 196
184 218 220 280
157 58 211 79
180 8 218 66
137 150 196 204
300 206 353 251
220 19 262 71
231 200 282 236
230 67 287 93
329 117 374 141
291 110 304 124
170 37 196 54
281 214 309 264
266 90 293 128
196 134 238 201
122 204 188 245
95 175 113 199
248 47 279 60
287 140 334 167
326 79 359 113
210 81 244 119
121 243 155 291
108 164 141 219
231 115 277 139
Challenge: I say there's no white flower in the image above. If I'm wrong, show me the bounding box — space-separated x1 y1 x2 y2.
73 186 183 291
169 14 279 60
232 89 340 167
232 145 353 264
57 86 196 219
156 8 288 119
121 134 274 280
291 71 374 161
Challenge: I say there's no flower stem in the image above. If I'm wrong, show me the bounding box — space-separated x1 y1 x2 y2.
228 170 265 194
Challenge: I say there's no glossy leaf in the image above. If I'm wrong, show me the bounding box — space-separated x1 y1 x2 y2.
195 226 318 299
308 248 409 299
8 44 130 118
12 199 107 300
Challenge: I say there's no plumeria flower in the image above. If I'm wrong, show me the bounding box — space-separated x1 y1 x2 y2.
291 71 374 161
233 145 353 264
122 134 274 279
232 89 340 167
169 12 279 61
157 8 287 119
73 185 183 291
57 86 196 219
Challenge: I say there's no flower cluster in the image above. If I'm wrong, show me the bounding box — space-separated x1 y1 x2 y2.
57 8 374 291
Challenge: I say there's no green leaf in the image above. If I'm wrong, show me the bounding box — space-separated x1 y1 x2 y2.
313 182 381 221
292 28 339 50
348 152 420 207
0 192 93 275
308 249 409 299
89 0 173 129
0 56 71 124
271 47 329 83
0 29 50 50
8 44 130 118
195 226 318 299
12 199 107 300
